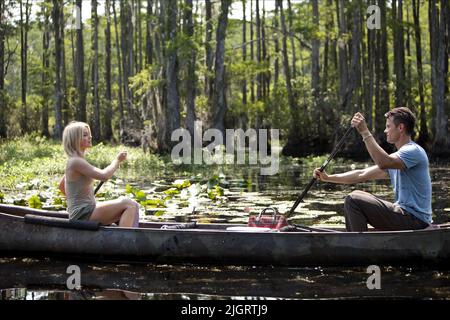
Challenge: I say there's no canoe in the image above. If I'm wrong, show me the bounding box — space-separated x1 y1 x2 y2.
0 204 449 266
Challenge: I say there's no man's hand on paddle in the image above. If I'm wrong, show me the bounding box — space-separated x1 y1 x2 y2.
313 169 329 182
351 112 370 135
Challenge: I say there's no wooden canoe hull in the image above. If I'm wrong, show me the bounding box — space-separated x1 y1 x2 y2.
0 205 449 266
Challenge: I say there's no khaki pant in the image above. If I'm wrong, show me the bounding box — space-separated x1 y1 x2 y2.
344 190 429 232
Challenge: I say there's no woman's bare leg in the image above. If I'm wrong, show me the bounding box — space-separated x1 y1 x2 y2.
90 198 139 227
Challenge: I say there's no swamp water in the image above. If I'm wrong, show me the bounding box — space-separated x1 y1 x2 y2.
1 159 449 300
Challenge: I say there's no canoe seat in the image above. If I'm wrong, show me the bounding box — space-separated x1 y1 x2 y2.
24 214 100 231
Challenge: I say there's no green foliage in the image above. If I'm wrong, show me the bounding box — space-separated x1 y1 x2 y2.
28 194 43 209
125 184 147 203
125 184 136 195
129 66 161 105
53 197 64 205
164 188 180 196
144 198 165 208
205 175 226 200
172 179 191 189
134 190 147 202
207 185 224 201
228 60 270 83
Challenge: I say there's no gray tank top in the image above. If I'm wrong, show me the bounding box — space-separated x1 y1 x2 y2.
66 174 96 218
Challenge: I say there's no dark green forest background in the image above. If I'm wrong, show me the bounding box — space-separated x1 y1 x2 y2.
0 0 448 158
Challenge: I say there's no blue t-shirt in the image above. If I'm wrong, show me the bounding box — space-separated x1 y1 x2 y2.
387 141 432 224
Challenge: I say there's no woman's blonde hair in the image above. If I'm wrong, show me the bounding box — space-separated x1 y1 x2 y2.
62 121 91 157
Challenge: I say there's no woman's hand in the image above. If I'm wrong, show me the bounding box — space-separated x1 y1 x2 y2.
313 168 329 182
116 151 127 163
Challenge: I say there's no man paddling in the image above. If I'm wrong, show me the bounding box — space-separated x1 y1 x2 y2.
313 107 432 231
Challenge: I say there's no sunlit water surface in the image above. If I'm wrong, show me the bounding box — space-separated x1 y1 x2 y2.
1 160 449 300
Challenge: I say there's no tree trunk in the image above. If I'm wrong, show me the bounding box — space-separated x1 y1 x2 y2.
103 0 113 141
405 4 412 109
112 1 124 130
255 0 261 101
145 0 154 66
311 0 320 100
212 0 232 135
41 2 50 137
242 0 247 104
121 0 134 119
311 0 320 134
137 0 143 73
60 3 68 126
336 0 349 111
250 0 255 103
412 0 428 146
262 2 270 98
364 22 375 131
375 0 390 139
278 0 299 149
20 0 30 134
75 0 86 122
273 1 280 86
204 0 214 101
349 1 362 114
52 0 63 139
321 0 333 94
0 0 6 138
149 0 167 151
392 0 406 108
91 0 101 141
429 0 449 154
184 0 196 137
165 0 181 146
287 0 297 79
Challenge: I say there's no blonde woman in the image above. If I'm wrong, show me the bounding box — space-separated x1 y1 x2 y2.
59 121 139 227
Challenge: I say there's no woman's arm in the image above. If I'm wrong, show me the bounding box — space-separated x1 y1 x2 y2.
59 175 66 196
69 151 127 181
70 158 120 181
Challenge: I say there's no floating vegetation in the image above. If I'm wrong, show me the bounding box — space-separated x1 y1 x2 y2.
1 137 449 227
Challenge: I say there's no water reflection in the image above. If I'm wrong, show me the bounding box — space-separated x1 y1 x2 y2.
1 258 449 300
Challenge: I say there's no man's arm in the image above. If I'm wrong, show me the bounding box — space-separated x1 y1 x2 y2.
362 136 405 170
314 165 389 184
351 112 405 170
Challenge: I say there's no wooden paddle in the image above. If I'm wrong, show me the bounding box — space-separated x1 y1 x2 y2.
286 124 354 218
94 181 105 195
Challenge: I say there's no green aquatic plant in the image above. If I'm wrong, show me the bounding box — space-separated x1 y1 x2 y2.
28 195 43 209
171 179 191 189
207 185 224 200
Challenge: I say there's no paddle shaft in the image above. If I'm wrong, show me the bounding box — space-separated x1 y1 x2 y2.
287 125 354 217
94 181 105 195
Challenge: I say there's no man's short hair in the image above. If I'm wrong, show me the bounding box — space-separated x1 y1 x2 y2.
384 107 416 137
